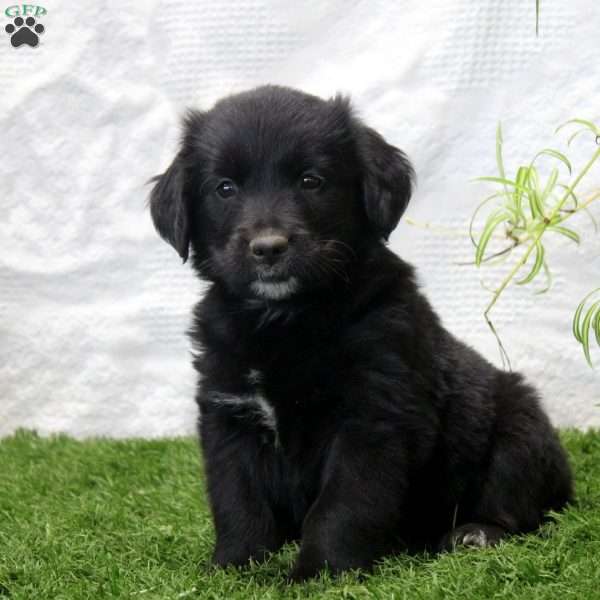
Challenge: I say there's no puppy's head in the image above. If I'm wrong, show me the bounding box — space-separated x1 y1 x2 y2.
150 85 414 300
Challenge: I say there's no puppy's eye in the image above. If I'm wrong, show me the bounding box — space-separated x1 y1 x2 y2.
300 174 323 191
216 180 237 199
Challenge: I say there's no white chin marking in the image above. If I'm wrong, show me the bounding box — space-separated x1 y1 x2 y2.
251 277 299 300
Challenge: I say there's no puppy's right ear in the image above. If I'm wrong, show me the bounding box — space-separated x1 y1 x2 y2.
149 109 207 263
149 151 190 262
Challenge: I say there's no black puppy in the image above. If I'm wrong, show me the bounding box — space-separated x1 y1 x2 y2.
149 85 572 581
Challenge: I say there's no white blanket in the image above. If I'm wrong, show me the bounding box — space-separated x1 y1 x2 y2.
1 0 599 437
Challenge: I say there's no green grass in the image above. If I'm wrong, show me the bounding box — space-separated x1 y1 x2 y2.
1 430 599 599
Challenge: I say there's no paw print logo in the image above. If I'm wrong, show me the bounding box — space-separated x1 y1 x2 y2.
5 16 45 48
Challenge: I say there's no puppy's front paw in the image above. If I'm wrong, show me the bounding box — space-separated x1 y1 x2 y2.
288 546 332 582
212 545 256 569
288 560 321 583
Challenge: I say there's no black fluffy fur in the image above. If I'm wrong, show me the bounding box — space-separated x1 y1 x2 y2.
149 85 573 581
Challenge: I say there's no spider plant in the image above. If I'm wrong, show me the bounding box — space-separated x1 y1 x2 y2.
472 119 600 368
573 289 600 367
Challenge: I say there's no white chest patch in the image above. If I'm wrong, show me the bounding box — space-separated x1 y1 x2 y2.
206 391 277 435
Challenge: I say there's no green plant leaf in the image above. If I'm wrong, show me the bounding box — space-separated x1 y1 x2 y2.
583 208 598 233
556 183 579 210
475 211 509 266
574 297 587 343
583 207 599 233
556 119 600 146
531 149 573 174
495 122 512 202
475 175 535 218
475 176 522 189
468 193 505 247
573 289 600 344
496 123 506 179
512 167 529 218
548 225 581 244
568 129 587 146
581 301 600 367
534 261 553 295
540 167 559 205
519 166 545 219
516 240 545 285
556 118 600 135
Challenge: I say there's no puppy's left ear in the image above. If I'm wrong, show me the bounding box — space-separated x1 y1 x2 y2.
359 126 415 240
149 151 190 263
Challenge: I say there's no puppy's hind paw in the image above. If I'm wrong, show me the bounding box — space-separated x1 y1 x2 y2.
438 523 506 552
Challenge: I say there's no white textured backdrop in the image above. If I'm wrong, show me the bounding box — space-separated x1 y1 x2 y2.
1 0 598 437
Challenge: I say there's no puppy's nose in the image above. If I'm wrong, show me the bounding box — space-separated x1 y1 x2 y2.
250 234 289 263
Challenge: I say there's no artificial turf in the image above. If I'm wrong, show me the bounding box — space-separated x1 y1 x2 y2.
1 429 599 600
